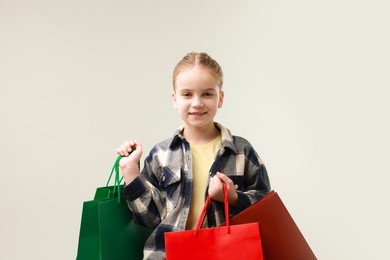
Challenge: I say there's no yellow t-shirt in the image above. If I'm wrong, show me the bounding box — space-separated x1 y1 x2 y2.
185 135 221 230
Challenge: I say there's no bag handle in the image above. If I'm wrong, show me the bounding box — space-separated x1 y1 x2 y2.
106 149 140 203
194 182 230 236
105 155 123 203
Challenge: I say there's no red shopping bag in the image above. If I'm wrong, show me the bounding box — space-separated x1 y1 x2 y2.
164 183 263 260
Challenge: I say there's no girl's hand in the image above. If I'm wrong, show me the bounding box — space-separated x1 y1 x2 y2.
115 139 143 184
208 172 238 206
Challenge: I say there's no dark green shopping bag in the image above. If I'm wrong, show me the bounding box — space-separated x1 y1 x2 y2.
76 156 154 260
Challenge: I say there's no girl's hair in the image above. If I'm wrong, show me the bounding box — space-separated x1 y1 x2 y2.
172 52 223 90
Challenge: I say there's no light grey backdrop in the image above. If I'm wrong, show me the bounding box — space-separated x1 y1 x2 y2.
1 0 389 259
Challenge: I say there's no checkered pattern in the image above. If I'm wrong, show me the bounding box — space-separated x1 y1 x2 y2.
123 123 271 259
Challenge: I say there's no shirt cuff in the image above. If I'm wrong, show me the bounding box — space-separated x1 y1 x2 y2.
230 190 251 216
122 177 146 201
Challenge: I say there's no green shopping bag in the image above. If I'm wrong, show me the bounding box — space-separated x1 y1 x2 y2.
76 156 153 260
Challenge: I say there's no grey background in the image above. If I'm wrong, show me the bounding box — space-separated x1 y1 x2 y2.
1 0 389 259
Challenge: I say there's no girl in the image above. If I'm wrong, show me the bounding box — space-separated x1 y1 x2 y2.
116 52 271 259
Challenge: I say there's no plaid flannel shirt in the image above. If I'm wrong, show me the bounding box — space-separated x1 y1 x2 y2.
123 123 271 259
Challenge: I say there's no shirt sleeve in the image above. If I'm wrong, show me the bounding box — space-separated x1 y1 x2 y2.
122 147 167 228
231 144 271 216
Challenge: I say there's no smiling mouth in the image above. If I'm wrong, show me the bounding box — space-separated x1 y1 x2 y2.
189 112 207 115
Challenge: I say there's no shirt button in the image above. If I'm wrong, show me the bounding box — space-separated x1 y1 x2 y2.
234 184 239 189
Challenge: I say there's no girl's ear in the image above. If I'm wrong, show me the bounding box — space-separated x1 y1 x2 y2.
171 91 178 109
218 90 224 108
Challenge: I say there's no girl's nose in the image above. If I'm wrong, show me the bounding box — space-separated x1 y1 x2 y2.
192 96 203 107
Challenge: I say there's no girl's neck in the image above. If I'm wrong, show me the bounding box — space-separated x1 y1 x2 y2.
183 123 220 145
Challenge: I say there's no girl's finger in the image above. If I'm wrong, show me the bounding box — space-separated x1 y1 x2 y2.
216 172 231 184
120 144 129 156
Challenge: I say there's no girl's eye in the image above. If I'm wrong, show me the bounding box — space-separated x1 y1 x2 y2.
203 92 214 97
182 93 192 97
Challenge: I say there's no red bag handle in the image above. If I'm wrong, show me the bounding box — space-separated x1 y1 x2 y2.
194 182 230 236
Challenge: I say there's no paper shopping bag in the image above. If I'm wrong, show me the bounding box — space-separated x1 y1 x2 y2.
226 190 317 260
164 183 263 260
76 156 154 260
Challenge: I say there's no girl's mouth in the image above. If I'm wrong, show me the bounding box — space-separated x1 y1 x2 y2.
189 112 207 115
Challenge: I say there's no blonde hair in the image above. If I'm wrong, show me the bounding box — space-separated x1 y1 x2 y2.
172 52 223 90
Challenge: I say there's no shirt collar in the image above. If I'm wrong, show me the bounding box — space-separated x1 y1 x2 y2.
169 122 237 154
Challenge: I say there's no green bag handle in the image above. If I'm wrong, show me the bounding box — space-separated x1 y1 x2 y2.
106 150 140 203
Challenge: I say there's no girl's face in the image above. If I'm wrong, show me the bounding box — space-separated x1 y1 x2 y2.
172 66 224 131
